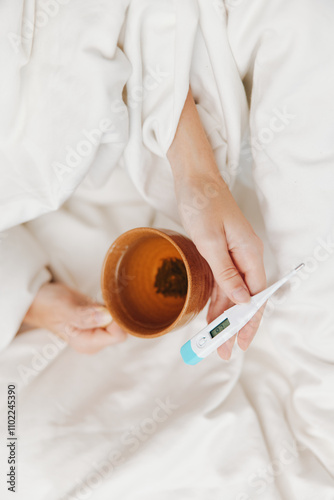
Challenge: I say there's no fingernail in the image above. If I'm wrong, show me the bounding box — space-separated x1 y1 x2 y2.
232 287 250 304
94 307 112 325
219 349 231 361
238 341 249 351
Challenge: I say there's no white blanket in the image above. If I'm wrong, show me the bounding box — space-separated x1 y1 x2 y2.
1 1 334 499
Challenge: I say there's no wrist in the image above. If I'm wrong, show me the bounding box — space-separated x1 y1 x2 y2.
169 153 227 195
22 281 52 329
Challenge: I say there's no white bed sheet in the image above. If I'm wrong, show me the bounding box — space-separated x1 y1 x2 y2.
0 163 333 500
1 0 334 498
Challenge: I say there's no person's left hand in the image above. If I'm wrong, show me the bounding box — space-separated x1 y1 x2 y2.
23 282 127 354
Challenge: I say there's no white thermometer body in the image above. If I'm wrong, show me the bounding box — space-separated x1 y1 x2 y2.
180 264 304 365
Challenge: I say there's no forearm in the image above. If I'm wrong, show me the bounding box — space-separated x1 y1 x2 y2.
167 88 222 183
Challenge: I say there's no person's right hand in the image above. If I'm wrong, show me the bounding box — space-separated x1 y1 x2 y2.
173 170 266 360
167 88 266 361
23 282 127 354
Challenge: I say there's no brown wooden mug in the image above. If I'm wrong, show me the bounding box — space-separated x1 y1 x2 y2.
101 227 214 338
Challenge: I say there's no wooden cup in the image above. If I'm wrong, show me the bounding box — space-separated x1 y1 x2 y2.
101 227 214 338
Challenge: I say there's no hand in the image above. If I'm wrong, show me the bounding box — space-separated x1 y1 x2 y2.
173 171 266 359
23 282 127 354
167 88 266 360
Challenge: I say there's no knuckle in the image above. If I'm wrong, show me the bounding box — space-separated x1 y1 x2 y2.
246 232 264 253
195 233 222 254
241 233 264 254
217 265 240 283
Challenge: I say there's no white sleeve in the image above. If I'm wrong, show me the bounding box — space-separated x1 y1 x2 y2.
121 0 249 222
0 226 52 351
121 0 199 224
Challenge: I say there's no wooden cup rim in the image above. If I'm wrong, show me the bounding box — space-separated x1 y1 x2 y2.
101 227 193 337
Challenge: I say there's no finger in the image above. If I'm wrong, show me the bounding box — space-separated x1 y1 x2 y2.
68 325 127 354
237 304 266 351
217 334 236 360
197 237 250 305
206 286 236 359
206 284 231 324
105 321 128 341
230 246 267 350
232 244 267 296
70 305 113 329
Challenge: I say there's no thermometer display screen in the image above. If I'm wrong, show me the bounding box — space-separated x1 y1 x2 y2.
210 318 230 338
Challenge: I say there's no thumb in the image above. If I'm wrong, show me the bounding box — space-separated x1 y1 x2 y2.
71 305 113 329
216 251 250 304
197 238 250 305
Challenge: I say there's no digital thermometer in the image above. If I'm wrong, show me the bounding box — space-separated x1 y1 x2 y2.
180 263 305 365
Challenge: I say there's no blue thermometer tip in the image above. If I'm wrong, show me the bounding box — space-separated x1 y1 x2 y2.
180 263 306 366
180 340 202 365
